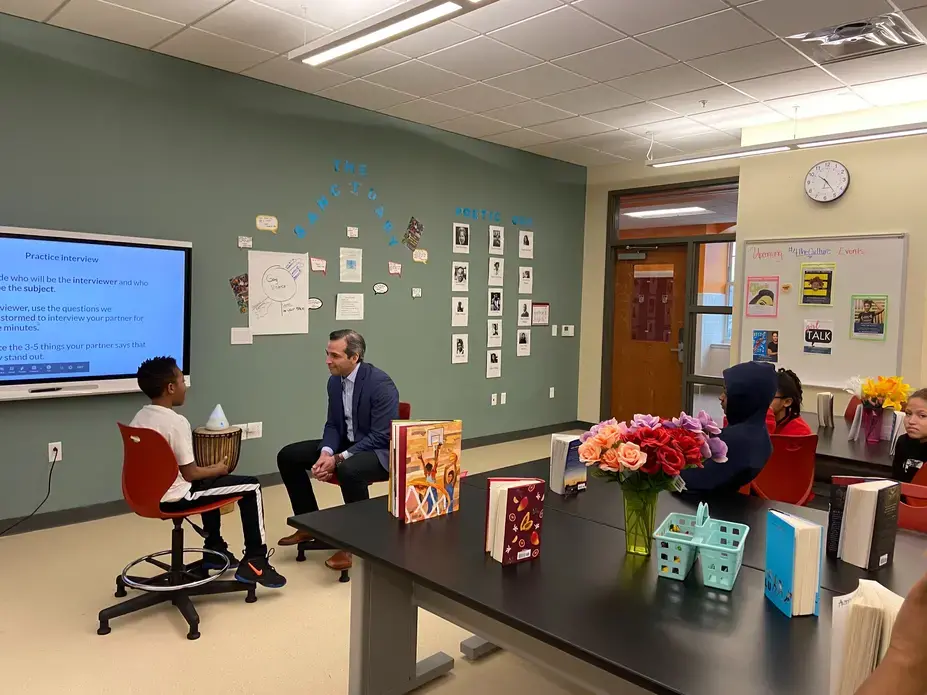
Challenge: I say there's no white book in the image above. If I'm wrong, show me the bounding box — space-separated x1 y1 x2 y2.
837 480 900 570
549 434 584 496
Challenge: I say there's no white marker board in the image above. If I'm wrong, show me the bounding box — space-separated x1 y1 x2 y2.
738 234 907 388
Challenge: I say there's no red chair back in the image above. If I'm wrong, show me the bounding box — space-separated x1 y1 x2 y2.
118 423 180 519
751 434 818 506
399 401 411 419
899 483 927 533
844 396 861 421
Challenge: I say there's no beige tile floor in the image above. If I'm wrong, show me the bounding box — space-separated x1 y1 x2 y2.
0 432 645 695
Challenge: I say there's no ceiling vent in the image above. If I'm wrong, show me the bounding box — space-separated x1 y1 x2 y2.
786 12 924 64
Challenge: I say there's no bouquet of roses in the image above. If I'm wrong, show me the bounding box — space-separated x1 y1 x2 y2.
578 412 728 492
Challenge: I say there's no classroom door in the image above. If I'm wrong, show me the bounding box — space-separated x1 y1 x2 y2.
610 246 688 422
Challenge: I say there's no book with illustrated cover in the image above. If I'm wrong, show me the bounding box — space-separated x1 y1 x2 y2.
550 434 585 496
484 478 545 565
764 510 823 618
389 420 462 524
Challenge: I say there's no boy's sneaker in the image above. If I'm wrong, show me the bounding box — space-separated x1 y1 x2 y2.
235 549 287 588
203 543 240 570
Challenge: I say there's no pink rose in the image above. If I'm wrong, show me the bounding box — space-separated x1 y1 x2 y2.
578 440 601 464
615 442 647 471
596 424 621 447
599 446 622 472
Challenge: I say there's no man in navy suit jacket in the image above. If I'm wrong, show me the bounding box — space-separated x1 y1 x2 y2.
277 329 399 569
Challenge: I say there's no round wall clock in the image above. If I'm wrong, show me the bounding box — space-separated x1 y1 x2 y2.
804 160 850 203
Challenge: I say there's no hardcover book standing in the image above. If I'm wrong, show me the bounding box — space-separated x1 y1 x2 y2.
389 420 462 524
765 510 823 618
485 478 545 565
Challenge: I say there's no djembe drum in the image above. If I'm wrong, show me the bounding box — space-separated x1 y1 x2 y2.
193 426 243 515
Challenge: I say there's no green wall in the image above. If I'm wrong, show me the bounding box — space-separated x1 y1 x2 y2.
0 15 586 518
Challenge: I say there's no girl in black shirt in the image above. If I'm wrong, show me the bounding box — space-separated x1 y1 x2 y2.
892 389 927 482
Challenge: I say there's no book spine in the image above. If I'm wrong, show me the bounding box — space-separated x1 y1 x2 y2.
867 484 900 571
398 425 409 523
826 485 848 559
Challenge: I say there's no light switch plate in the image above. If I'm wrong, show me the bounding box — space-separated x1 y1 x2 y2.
561 325 575 337
500 392 507 405
549 387 555 398
247 422 263 439
491 393 498 406
551 325 558 336
234 424 249 441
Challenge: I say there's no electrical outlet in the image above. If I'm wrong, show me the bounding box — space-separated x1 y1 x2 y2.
491 393 498 406
551 325 558 337
500 392 507 405
549 387 555 399
247 422 263 439
48 442 61 463
234 424 248 441
562 325 575 337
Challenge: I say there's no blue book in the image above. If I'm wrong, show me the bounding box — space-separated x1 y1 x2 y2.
765 510 823 618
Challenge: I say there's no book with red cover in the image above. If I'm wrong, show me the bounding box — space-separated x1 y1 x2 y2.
484 477 545 565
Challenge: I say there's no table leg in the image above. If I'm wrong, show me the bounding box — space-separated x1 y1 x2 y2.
459 635 500 661
349 558 454 695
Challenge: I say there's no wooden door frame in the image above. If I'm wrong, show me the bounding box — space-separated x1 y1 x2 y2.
600 176 739 421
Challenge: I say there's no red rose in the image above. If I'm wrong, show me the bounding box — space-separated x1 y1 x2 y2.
656 444 686 476
638 426 670 450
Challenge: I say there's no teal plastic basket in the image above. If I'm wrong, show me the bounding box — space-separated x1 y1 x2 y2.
653 503 750 591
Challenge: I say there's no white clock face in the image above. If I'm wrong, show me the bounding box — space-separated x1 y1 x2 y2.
805 160 849 203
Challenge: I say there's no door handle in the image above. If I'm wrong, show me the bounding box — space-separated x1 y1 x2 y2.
670 341 684 363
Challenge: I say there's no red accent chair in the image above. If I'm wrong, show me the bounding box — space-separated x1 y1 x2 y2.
844 396 862 421
899 483 927 533
750 434 818 506
97 425 255 640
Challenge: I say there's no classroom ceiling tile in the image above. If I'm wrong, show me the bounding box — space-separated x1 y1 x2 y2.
738 0 894 39
527 141 630 166
554 39 674 83
429 82 527 112
638 9 773 61
484 64 594 100
364 60 471 97
608 64 722 101
194 0 326 54
624 118 715 140
652 85 756 116
156 27 276 73
539 84 640 115
420 36 540 81
489 6 625 61
455 0 561 33
570 0 728 36
904 7 927 34
895 0 927 7
689 41 813 84
0 0 64 21
327 48 408 78
387 21 478 58
104 0 228 25
436 114 517 137
825 45 927 85
852 73 927 105
382 98 470 125
689 102 787 130
765 89 871 119
586 102 679 129
242 56 352 93
483 100 576 127
254 0 405 30
483 128 559 148
49 0 182 49
663 130 741 152
733 67 842 101
567 129 648 154
316 79 416 110
532 117 614 139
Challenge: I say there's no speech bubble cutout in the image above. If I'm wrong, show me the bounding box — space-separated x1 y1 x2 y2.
412 249 428 264
347 226 359 238
310 257 326 274
411 287 422 299
294 226 306 239
257 215 278 233
373 283 389 295
308 297 323 310
388 261 402 276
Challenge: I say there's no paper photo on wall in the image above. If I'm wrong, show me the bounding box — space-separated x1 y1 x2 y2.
516 329 531 357
489 225 504 256
339 247 363 283
745 276 779 317
803 319 833 355
453 223 470 254
488 289 503 317
487 319 502 348
752 329 779 363
452 261 469 292
488 258 504 287
519 230 534 259
519 266 533 294
851 295 888 341
452 297 469 327
517 299 533 327
486 349 502 379
800 263 835 306
452 334 469 364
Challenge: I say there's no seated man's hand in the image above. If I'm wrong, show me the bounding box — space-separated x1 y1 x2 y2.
312 452 336 482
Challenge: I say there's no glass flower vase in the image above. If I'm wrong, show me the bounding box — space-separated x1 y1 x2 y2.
622 487 659 556
862 407 884 445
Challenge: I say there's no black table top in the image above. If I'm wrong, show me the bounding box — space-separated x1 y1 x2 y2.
805 413 892 467
290 495 832 695
462 459 927 596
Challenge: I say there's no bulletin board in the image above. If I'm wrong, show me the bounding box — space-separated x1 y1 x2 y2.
738 233 907 388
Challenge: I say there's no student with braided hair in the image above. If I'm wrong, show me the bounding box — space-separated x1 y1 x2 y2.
765 368 813 436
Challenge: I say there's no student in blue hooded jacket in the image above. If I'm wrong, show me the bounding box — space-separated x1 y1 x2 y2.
681 361 778 496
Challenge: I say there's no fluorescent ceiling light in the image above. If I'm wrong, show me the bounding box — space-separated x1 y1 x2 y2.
796 126 927 148
304 2 462 66
624 207 710 219
651 146 791 168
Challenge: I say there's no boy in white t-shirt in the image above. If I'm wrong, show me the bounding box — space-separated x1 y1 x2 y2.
129 357 285 589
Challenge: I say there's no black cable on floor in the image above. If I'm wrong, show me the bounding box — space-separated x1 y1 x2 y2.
0 448 59 537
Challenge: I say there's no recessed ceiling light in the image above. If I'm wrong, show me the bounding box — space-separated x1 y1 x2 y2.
623 207 711 219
